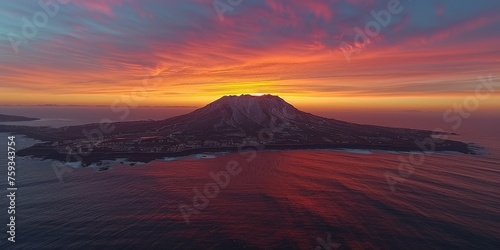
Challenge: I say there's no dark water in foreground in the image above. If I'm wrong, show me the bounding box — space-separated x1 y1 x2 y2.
0 109 499 249
1 142 499 249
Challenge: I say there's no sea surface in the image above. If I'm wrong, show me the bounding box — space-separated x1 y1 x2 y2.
0 107 499 249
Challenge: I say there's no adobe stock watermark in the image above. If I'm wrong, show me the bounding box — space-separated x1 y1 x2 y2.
6 0 72 54
179 115 296 224
213 0 244 21
52 69 166 182
338 0 411 63
384 74 497 192
314 233 341 250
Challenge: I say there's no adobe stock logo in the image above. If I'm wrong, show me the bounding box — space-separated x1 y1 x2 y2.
6 0 72 54
213 0 244 21
179 160 243 224
338 0 410 62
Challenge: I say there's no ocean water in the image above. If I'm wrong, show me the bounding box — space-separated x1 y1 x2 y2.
0 106 196 127
0 108 499 249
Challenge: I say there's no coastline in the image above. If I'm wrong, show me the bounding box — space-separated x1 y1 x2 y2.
17 140 480 167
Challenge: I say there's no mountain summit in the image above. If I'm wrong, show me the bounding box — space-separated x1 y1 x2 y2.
154 94 338 137
207 94 299 120
205 94 299 120
187 94 304 129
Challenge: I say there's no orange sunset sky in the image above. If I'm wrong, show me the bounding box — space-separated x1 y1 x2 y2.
1 0 499 111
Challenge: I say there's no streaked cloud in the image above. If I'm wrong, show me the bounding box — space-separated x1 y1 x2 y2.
0 0 499 109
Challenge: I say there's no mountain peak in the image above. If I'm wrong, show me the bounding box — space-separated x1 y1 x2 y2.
219 94 281 100
188 94 303 129
215 94 286 104
210 94 294 112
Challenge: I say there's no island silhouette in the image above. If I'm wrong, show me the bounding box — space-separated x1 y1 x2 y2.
0 95 476 165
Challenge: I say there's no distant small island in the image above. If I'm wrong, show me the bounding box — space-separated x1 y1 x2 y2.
0 114 39 122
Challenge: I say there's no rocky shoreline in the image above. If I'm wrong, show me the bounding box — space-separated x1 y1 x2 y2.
17 139 477 167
